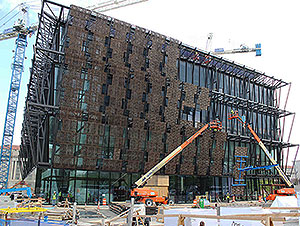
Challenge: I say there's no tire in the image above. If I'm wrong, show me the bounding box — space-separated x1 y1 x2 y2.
167 200 174 205
145 199 154 207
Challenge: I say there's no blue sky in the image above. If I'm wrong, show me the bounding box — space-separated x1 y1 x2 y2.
0 0 299 164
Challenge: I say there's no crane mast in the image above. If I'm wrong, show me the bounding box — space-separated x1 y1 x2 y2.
0 33 27 188
0 2 35 188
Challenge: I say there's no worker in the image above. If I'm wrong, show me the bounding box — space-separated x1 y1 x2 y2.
263 192 267 203
231 109 234 114
52 191 57 206
226 192 230 203
199 221 205 226
88 192 91 202
58 191 62 202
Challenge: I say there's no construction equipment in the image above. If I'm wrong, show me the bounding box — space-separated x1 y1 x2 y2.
212 43 261 56
233 155 278 186
132 120 222 206
9 180 34 193
228 111 294 200
205 33 261 56
0 3 37 189
262 184 296 201
0 187 32 198
87 0 149 12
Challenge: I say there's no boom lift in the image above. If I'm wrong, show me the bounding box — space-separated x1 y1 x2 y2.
131 120 222 206
228 111 294 200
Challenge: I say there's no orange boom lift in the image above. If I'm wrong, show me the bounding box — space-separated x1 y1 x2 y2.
131 120 222 206
228 111 295 200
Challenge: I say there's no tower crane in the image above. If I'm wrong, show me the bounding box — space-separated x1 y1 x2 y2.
86 0 148 12
212 43 261 56
0 2 37 189
205 32 261 56
0 0 149 189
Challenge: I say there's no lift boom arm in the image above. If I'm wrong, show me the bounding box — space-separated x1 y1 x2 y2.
228 111 293 187
134 121 222 188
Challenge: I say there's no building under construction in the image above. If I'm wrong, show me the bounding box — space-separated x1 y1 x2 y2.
19 0 298 204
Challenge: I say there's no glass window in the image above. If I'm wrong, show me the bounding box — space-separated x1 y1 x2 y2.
194 65 199 86
235 78 240 97
81 102 87 111
187 62 193 84
200 67 205 87
206 69 211 89
224 75 229 94
83 81 89 91
182 106 194 121
81 68 88 79
179 60 186 82
218 73 223 92
257 113 262 136
263 88 267 105
195 104 200 123
248 83 253 100
230 77 234 95
75 170 87 204
254 85 259 102
80 134 87 144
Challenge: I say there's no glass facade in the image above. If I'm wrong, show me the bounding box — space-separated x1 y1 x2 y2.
177 58 282 198
36 56 284 204
37 168 242 203
178 59 277 140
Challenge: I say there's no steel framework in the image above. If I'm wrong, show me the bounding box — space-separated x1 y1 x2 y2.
0 34 27 188
178 44 298 184
19 0 69 178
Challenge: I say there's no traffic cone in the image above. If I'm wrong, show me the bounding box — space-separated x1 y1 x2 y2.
97 201 100 209
258 195 263 203
192 199 197 207
232 195 236 203
103 198 107 206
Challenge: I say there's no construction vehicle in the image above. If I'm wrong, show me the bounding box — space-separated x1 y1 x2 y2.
131 120 222 206
261 184 296 201
228 111 294 200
